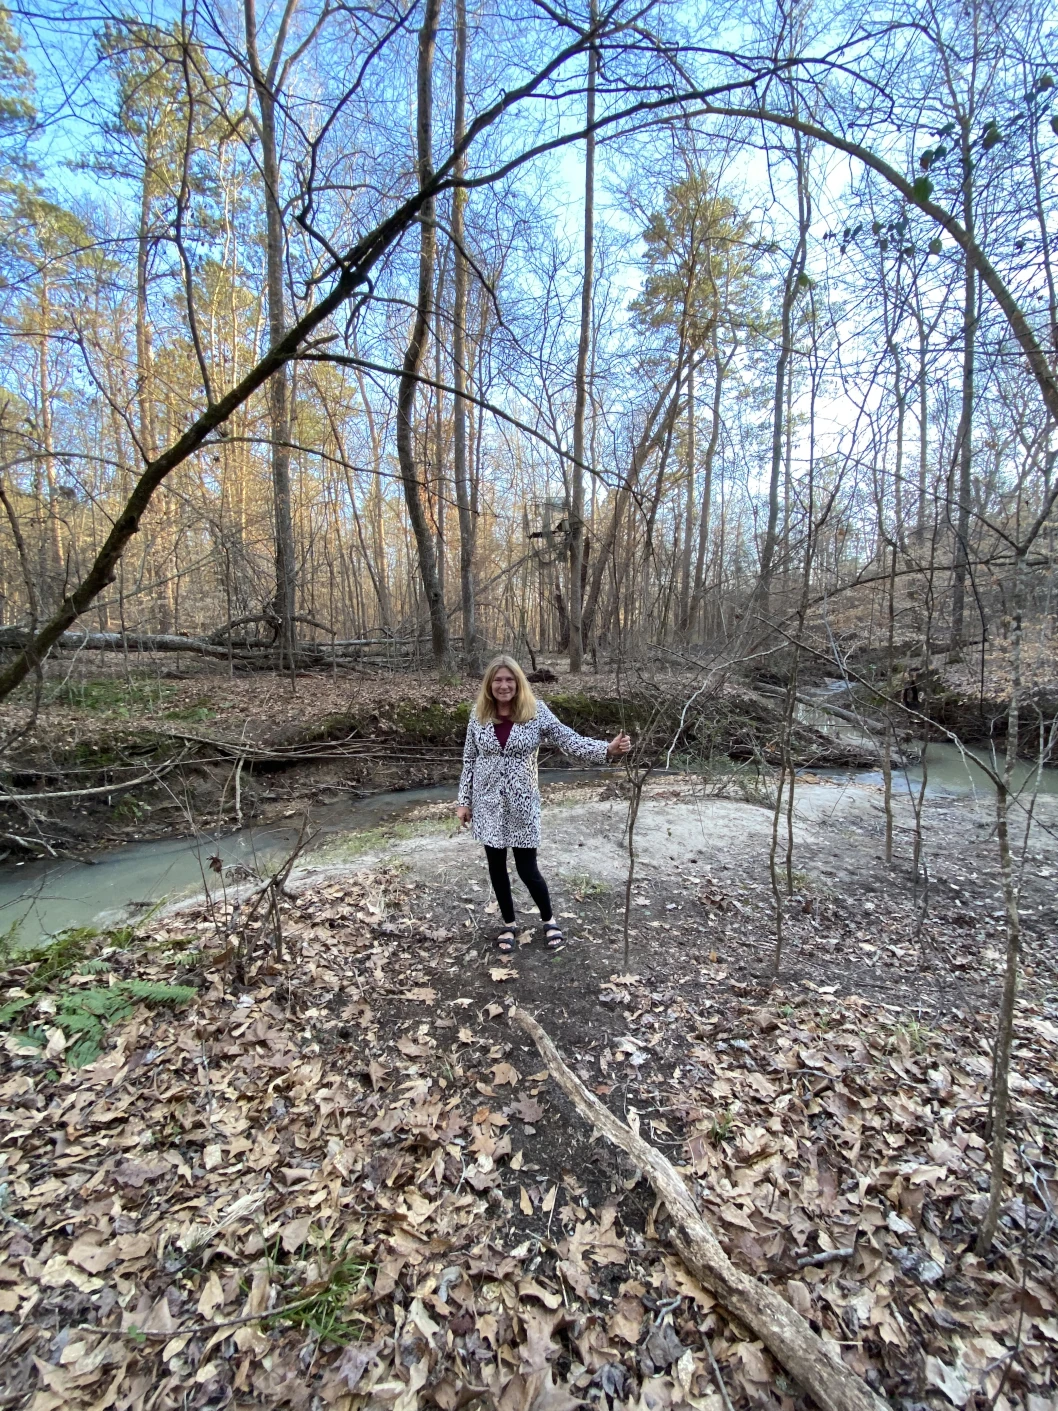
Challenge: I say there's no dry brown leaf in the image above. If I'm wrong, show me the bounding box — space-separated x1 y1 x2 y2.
39 1256 104 1294
197 1271 224 1319
608 1294 644 1344
66 1237 116 1275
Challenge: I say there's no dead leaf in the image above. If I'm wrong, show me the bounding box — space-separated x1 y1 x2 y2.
517 1278 563 1310
67 1237 116 1274
142 1295 177 1336
512 1094 545 1123
641 1320 685 1372
405 986 437 1004
39 1256 103 1293
925 1356 971 1407
609 1295 644 1344
280 1216 312 1253
197 1271 224 1319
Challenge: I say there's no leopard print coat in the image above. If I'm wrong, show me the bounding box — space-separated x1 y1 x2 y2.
458 701 610 848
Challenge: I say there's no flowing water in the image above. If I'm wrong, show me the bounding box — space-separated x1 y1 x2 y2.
796 683 1058 798
0 770 605 949
0 782 458 950
842 743 1058 798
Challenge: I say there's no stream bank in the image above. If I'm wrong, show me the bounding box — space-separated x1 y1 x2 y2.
0 664 885 862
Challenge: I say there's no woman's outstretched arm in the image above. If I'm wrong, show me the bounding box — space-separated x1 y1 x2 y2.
537 701 624 763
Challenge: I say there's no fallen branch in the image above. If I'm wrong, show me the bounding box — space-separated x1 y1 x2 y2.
154 726 464 764
0 628 235 661
0 751 190 803
797 1247 856 1269
511 1007 888 1411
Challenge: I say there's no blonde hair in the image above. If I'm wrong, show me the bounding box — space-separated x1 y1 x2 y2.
473 656 538 724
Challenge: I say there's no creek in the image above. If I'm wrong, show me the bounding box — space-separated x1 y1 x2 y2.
0 781 459 950
796 688 1058 798
0 770 606 949
2 727 1056 949
827 741 1058 798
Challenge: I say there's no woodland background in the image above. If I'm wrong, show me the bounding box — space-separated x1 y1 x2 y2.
0 0 1052 684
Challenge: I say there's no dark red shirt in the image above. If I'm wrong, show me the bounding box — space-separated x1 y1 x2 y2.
494 718 513 749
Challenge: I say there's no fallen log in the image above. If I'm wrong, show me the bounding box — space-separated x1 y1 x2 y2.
0 750 190 803
154 726 464 763
0 626 458 669
0 627 237 660
511 1007 888 1411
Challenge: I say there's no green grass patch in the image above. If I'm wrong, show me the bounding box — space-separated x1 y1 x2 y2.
390 700 471 741
562 871 609 898
163 699 214 722
266 1247 370 1347
317 818 448 862
47 678 178 716
302 700 471 747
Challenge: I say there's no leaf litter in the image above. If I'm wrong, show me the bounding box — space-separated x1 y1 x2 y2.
0 854 1055 1411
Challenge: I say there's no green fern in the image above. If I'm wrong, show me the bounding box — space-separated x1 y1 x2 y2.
0 976 196 1068
121 979 196 1005
2 925 140 994
0 995 33 1026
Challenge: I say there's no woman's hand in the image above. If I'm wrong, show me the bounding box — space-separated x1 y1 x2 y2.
456 805 472 827
607 733 632 758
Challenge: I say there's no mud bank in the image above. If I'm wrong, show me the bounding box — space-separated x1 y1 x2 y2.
0 667 883 860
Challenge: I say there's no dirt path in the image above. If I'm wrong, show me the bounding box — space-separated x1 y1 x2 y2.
296 777 1058 1014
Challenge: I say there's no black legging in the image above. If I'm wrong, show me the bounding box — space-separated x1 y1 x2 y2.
484 846 552 926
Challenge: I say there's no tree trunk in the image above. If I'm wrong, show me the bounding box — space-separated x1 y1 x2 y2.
582 372 682 642
397 0 449 668
452 0 480 673
977 549 1024 1254
677 362 695 634
135 168 159 462
568 14 596 674
690 339 727 635
353 358 393 628
245 0 298 671
950 121 975 646
37 275 65 610
758 133 809 617
432 236 449 603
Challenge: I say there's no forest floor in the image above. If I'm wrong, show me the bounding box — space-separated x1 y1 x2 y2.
2 775 1057 1411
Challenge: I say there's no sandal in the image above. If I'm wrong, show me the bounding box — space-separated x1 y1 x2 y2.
544 923 565 949
496 929 516 953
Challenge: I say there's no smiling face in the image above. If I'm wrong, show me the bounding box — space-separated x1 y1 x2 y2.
490 667 518 711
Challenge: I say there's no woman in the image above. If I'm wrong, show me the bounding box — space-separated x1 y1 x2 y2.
456 656 631 952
